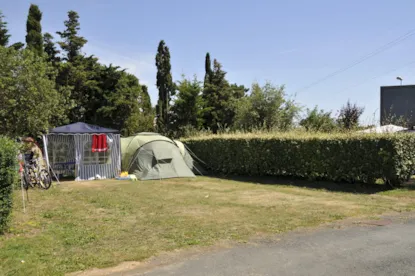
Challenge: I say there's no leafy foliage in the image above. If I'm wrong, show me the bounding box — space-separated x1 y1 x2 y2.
338 100 364 130
56 55 100 123
185 133 415 185
155 40 175 134
136 85 155 133
0 136 18 234
0 6 154 138
96 69 152 136
300 106 336 132
57 11 87 62
233 82 300 131
0 11 10 47
54 10 91 124
171 75 204 136
140 85 152 115
202 59 246 133
1 5 371 139
0 47 64 137
25 4 43 55
10 42 24 51
43 32 60 65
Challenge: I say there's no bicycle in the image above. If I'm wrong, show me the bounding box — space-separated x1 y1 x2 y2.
22 153 52 190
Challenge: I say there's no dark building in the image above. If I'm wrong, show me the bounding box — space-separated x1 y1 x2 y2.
380 85 415 127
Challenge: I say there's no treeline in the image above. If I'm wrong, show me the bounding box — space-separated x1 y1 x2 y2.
0 5 153 138
156 46 366 136
0 4 366 139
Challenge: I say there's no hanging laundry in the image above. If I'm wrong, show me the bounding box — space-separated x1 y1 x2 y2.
92 134 108 152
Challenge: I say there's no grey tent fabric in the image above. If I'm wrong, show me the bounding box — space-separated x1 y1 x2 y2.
122 134 196 180
49 122 118 134
129 141 195 180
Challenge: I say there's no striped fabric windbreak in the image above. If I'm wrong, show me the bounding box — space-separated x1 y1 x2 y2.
46 133 121 181
46 135 76 177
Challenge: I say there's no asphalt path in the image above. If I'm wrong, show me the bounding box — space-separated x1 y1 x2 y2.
135 216 415 276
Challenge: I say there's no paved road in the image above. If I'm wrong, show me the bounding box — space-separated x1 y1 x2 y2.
136 217 415 276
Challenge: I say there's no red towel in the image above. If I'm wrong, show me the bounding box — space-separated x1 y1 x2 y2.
92 134 108 152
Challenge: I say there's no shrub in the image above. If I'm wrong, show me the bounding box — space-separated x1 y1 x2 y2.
184 133 415 185
0 136 18 234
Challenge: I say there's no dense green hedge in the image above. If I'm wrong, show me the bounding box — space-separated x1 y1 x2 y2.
0 137 18 234
184 133 415 185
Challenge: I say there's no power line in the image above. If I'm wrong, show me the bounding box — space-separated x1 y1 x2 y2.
340 60 415 93
293 28 415 95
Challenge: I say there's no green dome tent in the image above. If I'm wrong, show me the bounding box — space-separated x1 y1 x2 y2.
121 133 200 180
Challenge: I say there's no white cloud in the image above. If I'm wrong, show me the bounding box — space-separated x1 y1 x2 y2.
83 43 158 105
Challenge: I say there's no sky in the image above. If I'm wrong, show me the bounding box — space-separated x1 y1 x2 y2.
2 0 415 125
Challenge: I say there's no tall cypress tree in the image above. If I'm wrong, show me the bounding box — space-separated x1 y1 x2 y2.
25 4 43 55
155 40 175 133
57 10 87 62
204 52 212 87
0 11 11 46
43 32 60 64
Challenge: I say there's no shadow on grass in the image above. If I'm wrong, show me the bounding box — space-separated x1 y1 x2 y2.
209 174 406 195
402 179 415 190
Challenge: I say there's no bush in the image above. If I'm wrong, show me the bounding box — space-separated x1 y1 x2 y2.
184 133 415 185
0 136 18 234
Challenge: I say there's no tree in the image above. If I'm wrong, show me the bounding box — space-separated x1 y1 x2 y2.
337 100 364 130
58 55 101 123
97 71 140 135
43 32 60 64
300 106 336 132
140 85 152 115
10 42 24 50
202 59 247 133
57 10 87 62
230 83 248 99
0 11 10 46
94 66 153 135
25 4 43 55
0 47 63 137
204 52 212 87
55 11 92 123
171 75 204 135
233 82 300 131
0 12 23 51
155 40 175 133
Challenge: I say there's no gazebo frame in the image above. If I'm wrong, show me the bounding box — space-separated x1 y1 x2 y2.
43 122 121 181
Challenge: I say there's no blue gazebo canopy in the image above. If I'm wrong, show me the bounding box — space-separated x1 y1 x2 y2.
49 122 119 134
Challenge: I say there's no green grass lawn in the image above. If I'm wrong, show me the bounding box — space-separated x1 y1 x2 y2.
1 176 415 275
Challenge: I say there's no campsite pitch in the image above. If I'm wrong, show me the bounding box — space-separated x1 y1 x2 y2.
1 177 415 275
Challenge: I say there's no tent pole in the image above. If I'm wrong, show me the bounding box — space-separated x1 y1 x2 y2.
42 135 51 173
20 175 26 213
43 134 60 185
49 164 61 185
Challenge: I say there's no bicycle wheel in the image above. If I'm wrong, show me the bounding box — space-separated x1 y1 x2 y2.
39 169 52 190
